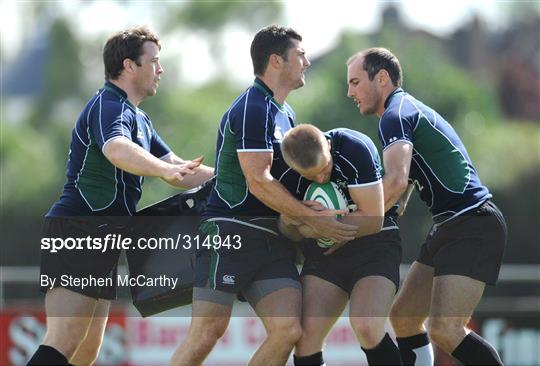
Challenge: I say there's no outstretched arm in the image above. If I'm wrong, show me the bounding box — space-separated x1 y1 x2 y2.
103 137 199 186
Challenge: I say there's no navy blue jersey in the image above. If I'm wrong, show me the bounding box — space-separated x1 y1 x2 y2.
378 88 491 223
280 128 398 230
48 82 171 216
204 78 296 219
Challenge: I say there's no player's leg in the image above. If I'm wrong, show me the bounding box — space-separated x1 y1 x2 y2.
349 275 400 365
294 275 348 366
236 276 302 366
390 260 435 366
170 220 241 366
428 275 502 365
348 232 403 366
29 217 121 365
169 295 233 366
249 286 303 366
27 288 98 365
427 201 506 365
427 205 506 364
69 299 110 365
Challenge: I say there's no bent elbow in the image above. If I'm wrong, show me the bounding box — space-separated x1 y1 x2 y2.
370 216 384 235
246 174 272 195
393 177 409 196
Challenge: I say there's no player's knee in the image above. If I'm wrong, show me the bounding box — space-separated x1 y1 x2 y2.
188 321 227 353
350 318 384 346
299 319 323 342
267 318 302 345
389 310 412 331
427 318 459 347
390 308 425 335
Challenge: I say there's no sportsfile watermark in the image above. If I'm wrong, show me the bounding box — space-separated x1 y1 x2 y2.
41 233 242 253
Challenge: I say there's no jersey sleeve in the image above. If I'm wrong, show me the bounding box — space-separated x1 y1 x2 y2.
90 100 133 151
338 133 382 188
378 108 415 151
150 126 172 159
231 92 273 152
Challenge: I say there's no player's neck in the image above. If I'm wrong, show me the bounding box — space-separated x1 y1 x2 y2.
257 74 290 105
376 86 399 117
109 79 143 107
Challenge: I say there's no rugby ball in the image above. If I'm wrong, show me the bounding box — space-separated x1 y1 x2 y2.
304 181 348 248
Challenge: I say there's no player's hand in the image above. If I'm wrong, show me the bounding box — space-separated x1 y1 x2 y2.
280 214 302 227
297 224 319 239
302 200 326 211
162 159 202 184
190 155 205 165
303 212 356 244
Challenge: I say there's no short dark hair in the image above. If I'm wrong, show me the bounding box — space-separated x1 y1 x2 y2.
103 26 161 80
250 25 302 76
282 124 325 170
348 47 403 87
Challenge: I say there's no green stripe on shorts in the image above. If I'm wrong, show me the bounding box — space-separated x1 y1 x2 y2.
200 220 220 289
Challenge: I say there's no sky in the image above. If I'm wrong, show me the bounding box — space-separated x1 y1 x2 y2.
0 1 518 85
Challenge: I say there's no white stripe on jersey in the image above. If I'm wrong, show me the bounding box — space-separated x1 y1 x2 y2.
241 89 251 150
236 149 273 152
348 179 382 188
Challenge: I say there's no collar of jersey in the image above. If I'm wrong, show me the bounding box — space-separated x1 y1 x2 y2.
384 87 404 109
323 131 337 178
103 81 137 112
253 77 286 112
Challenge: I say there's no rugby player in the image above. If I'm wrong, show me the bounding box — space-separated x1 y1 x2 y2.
346 47 507 366
169 26 357 366
278 124 403 366
27 27 213 366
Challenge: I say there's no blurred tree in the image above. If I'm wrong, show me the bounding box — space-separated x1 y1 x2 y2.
33 18 83 126
168 1 282 31
161 1 284 73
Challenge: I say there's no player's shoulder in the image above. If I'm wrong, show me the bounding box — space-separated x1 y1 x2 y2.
228 86 269 120
328 128 377 155
383 90 421 121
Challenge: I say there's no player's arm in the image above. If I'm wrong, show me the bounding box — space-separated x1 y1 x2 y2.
278 201 326 241
238 152 357 243
161 153 215 189
103 137 199 186
344 183 384 237
395 183 414 216
382 141 413 212
278 214 305 241
323 183 384 255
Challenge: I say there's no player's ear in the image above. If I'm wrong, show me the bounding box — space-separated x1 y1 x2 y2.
268 53 283 70
123 58 135 74
378 69 390 85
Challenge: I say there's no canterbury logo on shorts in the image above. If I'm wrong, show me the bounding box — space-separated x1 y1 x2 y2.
222 275 235 285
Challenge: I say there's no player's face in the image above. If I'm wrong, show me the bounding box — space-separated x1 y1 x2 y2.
347 57 384 116
281 39 310 90
133 41 163 99
295 141 333 184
